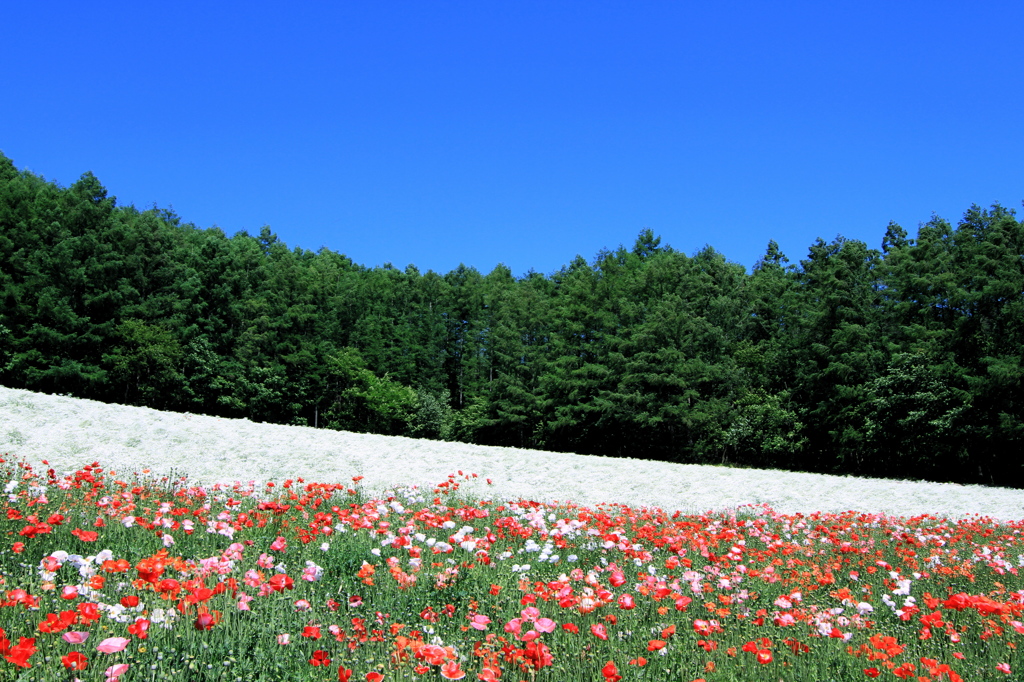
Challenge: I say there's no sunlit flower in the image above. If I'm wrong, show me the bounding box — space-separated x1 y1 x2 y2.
309 650 331 666
96 637 129 654
63 631 90 644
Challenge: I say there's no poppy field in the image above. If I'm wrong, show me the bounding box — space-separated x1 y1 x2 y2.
0 458 1022 681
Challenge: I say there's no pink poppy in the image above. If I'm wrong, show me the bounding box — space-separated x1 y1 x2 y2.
105 663 129 681
503 618 522 635
439 660 466 680
62 631 90 644
535 618 556 633
96 637 129 654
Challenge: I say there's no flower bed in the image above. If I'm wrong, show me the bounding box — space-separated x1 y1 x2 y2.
1 458 1021 680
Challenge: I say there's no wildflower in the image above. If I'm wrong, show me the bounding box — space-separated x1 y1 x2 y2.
128 619 150 639
996 663 1012 674
4 636 36 668
523 640 553 670
71 528 99 542
602 660 623 682
310 650 331 666
267 574 293 592
105 663 129 681
366 672 384 682
468 614 490 630
96 637 130 654
62 631 90 644
590 623 608 640
440 661 466 679
194 611 219 630
62 650 89 669
535 617 555 633
277 634 291 645
892 663 916 679
270 536 287 551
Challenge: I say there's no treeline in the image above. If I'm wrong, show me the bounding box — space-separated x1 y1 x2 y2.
1 153 1022 486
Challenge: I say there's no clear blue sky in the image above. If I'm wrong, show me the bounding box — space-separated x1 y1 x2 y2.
4 1 1022 277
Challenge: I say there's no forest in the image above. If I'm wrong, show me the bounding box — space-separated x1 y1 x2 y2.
1 152 1021 487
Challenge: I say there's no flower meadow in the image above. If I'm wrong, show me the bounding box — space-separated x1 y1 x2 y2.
0 459 1022 681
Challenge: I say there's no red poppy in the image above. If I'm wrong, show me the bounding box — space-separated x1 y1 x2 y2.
338 668 352 682
439 660 466 679
128 619 150 639
76 603 100 624
268 574 294 592
309 650 331 666
194 613 217 630
4 636 37 668
62 651 88 670
523 641 552 670
71 528 99 542
120 596 140 608
893 663 916 679
602 661 622 682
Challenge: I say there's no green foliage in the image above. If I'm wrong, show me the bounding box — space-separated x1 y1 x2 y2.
323 348 419 435
1 150 1022 486
103 319 184 406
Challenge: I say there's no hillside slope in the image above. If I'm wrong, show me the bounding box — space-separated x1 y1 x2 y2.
1 386 1021 521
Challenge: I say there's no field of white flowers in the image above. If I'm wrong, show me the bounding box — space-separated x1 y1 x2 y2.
1 385 1021 521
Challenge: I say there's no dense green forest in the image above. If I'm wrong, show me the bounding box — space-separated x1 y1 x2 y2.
1 152 1022 486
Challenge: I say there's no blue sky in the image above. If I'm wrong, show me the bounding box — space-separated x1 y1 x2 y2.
3 2 1022 277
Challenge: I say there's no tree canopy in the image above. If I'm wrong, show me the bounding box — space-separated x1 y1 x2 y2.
2 152 1021 486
